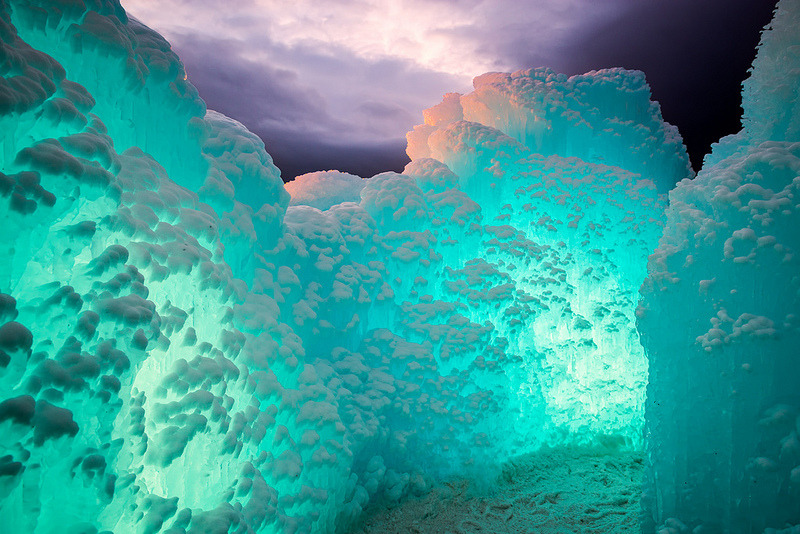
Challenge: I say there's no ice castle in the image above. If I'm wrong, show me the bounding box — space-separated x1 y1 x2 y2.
0 0 798 532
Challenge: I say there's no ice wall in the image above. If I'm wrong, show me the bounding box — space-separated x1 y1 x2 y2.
638 0 800 531
402 71 692 452
0 1 694 533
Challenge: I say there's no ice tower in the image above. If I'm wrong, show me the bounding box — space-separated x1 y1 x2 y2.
639 0 800 531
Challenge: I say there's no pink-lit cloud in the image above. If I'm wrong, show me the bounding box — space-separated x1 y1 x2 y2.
123 0 622 143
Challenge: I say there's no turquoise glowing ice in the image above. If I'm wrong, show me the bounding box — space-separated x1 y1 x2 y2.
638 0 800 531
0 0 797 532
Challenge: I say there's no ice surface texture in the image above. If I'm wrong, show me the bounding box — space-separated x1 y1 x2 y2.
3 0 794 533
0 1 688 531
638 0 800 531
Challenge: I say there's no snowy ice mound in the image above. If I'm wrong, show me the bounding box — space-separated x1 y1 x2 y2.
639 0 800 531
407 69 692 194
285 171 366 211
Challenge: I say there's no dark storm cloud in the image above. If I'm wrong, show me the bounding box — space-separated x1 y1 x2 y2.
163 32 422 181
125 0 629 180
167 33 344 137
354 101 417 137
440 0 629 72
266 137 411 183
166 29 459 179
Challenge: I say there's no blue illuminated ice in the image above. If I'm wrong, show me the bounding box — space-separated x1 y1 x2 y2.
639 0 800 531
0 0 797 532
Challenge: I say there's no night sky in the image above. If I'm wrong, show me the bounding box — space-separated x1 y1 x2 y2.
127 0 778 181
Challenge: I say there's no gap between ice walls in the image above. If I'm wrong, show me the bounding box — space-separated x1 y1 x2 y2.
0 0 797 533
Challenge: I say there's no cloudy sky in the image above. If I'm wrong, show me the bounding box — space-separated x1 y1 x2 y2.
125 0 777 180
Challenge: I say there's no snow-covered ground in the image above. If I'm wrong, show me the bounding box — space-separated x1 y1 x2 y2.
350 448 643 533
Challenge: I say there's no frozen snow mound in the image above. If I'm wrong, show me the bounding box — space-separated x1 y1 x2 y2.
285 170 366 210
639 0 800 531
408 68 693 193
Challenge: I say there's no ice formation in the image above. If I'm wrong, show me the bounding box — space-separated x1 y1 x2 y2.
0 0 797 533
638 0 800 531
284 171 365 212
